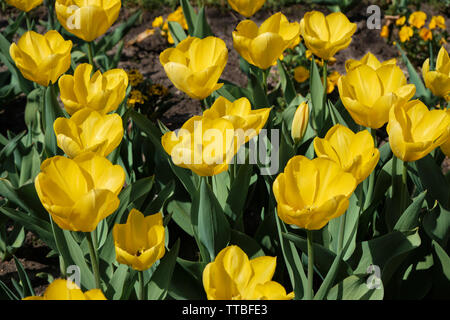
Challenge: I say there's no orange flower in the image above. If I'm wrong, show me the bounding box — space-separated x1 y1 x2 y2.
419 28 432 41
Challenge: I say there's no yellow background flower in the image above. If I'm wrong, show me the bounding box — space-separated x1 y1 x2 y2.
227 0 266 18
23 279 106 300
6 0 42 12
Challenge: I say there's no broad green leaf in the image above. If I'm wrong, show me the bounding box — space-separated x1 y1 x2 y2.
277 59 298 105
13 256 35 297
230 229 265 259
192 7 213 38
394 190 427 232
168 21 187 45
326 274 384 300
423 203 450 248
166 199 193 237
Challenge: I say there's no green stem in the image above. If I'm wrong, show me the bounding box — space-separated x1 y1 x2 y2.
322 61 328 107
86 231 101 289
49 218 66 278
428 41 434 71
337 212 346 255
138 271 145 300
87 42 95 69
306 230 314 300
25 12 32 31
391 155 398 198
46 0 54 30
262 68 269 96
401 160 408 210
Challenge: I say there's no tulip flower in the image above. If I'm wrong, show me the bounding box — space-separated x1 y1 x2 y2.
345 52 396 72
422 46 450 100
338 58 416 129
441 110 450 156
203 245 294 300
54 109 124 158
273 156 357 230
55 0 121 42
59 63 129 115
399 25 413 42
9 30 72 87
6 0 42 12
161 116 237 176
233 12 300 70
300 11 356 61
23 279 106 300
160 36 228 100
408 11 427 29
314 124 380 184
291 101 309 144
294 66 310 83
35 153 125 232
387 100 450 162
227 0 266 18
203 96 271 150
113 209 165 271
326 71 341 94
396 16 406 26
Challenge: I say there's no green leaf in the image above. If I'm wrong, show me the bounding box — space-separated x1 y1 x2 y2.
168 21 187 45
169 260 206 300
44 85 64 157
147 239 180 300
0 279 19 300
224 163 253 223
230 229 265 259
416 154 450 208
423 203 450 248
191 178 230 261
143 180 175 215
394 190 427 232
106 264 130 300
309 58 324 130
326 274 384 300
180 0 197 35
192 7 213 38
277 59 298 105
431 240 450 299
166 199 193 237
13 255 35 297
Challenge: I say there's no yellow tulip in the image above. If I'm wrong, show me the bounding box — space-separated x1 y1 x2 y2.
233 12 300 70
113 209 165 271
294 66 310 83
6 0 42 12
429 15 446 30
441 111 450 156
380 25 389 38
396 16 406 26
419 28 432 41
326 71 341 94
399 25 413 42
273 156 357 230
227 0 266 18
422 46 450 100
53 109 123 158
23 279 106 300
35 153 125 232
203 245 294 300
161 116 237 176
9 30 72 87
160 36 228 100
291 101 309 143
300 11 356 61
338 56 416 129
345 52 396 72
59 63 129 115
203 96 271 150
314 124 379 184
408 11 427 29
55 0 121 42
387 100 450 162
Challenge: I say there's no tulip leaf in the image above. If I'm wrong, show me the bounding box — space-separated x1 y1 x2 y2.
230 229 265 259
326 274 384 300
180 0 197 35
309 57 324 131
248 68 270 108
192 7 213 38
277 59 298 105
431 240 450 299
169 259 207 300
144 180 175 215
423 203 450 249
416 155 450 209
168 21 187 45
329 99 359 133
224 163 253 224
12 255 35 297
43 85 64 158
394 190 427 232
349 229 421 286
191 178 231 262
166 199 194 237
0 279 19 300
107 264 130 300
147 239 180 300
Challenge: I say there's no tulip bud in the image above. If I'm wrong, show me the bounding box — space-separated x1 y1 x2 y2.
422 46 450 100
291 101 309 144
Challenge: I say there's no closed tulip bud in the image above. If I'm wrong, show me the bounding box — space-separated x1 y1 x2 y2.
35 153 125 232
203 96 271 151
300 11 356 61
9 30 72 87
23 279 106 300
161 116 237 176
54 109 124 158
203 245 294 300
233 12 300 70
314 124 380 184
113 209 165 271
227 0 266 18
291 101 309 144
59 63 128 115
422 46 450 99
338 55 416 129
55 0 121 42
273 156 357 230
387 100 450 162
6 0 42 12
160 36 228 100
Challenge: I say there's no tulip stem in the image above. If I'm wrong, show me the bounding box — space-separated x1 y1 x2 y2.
428 41 434 71
306 230 314 300
138 270 145 300
86 231 101 289
401 160 409 210
87 42 96 69
322 62 328 107
25 12 32 31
